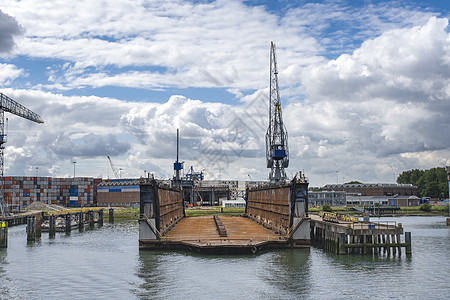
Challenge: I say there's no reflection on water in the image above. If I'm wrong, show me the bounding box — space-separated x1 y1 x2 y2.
262 249 311 298
0 217 449 299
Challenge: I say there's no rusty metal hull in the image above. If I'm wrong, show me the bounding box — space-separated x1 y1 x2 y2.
246 184 291 235
246 181 309 235
139 180 184 238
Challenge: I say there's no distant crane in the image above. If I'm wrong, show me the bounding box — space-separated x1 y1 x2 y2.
266 42 289 182
173 128 183 182
107 156 120 179
0 93 44 216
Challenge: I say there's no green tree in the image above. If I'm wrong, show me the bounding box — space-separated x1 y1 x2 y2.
345 181 362 184
419 203 431 212
322 204 332 212
397 169 424 186
397 167 448 198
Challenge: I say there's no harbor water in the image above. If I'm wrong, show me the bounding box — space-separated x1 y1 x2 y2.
0 216 449 299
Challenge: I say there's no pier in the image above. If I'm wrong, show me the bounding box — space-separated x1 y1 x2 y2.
0 208 111 246
310 214 411 255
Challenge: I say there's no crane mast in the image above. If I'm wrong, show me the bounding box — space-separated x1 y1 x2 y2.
266 42 289 182
0 93 44 216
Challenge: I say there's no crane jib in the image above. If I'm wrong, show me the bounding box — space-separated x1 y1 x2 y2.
0 92 44 217
0 93 44 124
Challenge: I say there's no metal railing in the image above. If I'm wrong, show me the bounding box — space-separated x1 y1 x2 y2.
349 220 398 230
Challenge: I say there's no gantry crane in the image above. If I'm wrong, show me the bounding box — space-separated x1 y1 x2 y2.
0 93 44 216
266 42 289 182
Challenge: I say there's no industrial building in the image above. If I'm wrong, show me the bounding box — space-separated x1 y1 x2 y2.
346 195 421 207
308 191 346 206
97 179 140 207
322 183 418 197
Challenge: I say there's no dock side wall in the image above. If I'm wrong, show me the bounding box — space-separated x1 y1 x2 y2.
246 184 291 235
139 181 184 241
157 186 184 235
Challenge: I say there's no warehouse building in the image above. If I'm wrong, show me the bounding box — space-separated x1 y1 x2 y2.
96 179 140 207
322 183 418 197
346 195 421 207
309 191 346 206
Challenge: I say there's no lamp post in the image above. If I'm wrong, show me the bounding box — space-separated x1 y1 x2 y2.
36 166 39 178
73 161 76 178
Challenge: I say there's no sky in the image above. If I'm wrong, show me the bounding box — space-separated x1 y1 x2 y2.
0 0 449 186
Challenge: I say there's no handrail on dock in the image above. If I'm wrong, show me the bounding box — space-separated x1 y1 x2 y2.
349 220 398 230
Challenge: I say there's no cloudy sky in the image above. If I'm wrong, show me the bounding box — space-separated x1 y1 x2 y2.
0 0 449 186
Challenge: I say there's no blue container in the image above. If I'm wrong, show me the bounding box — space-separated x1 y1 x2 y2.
69 189 78 196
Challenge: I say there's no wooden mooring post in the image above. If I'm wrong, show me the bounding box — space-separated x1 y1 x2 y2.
65 213 71 235
98 209 104 227
35 213 42 238
48 215 56 238
109 208 114 223
88 211 95 229
27 216 36 241
0 221 7 248
78 211 84 232
310 215 412 255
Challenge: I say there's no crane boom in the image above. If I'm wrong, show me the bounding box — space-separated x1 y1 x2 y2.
0 93 44 124
107 156 120 179
0 93 44 216
265 42 289 182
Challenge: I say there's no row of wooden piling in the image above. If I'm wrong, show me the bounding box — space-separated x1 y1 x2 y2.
310 222 412 255
0 208 114 248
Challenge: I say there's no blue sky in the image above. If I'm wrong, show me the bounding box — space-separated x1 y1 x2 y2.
0 0 449 186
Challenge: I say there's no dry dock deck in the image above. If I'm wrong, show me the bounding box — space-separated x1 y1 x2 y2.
139 216 296 253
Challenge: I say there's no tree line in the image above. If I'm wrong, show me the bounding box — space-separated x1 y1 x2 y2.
397 167 448 199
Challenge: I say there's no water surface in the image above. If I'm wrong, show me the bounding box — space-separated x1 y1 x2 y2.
0 216 449 299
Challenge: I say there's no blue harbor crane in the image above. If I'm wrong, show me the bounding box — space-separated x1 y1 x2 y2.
0 93 44 216
266 42 289 182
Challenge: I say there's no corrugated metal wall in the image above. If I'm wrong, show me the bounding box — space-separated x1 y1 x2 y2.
246 184 291 235
157 187 184 235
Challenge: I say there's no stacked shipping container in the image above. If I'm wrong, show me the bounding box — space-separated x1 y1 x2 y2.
3 176 100 208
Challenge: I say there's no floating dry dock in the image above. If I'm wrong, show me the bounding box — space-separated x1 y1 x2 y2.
139 178 310 253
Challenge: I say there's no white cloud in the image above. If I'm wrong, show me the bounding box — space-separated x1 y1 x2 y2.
287 16 450 185
0 63 24 85
0 9 22 53
0 1 448 185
